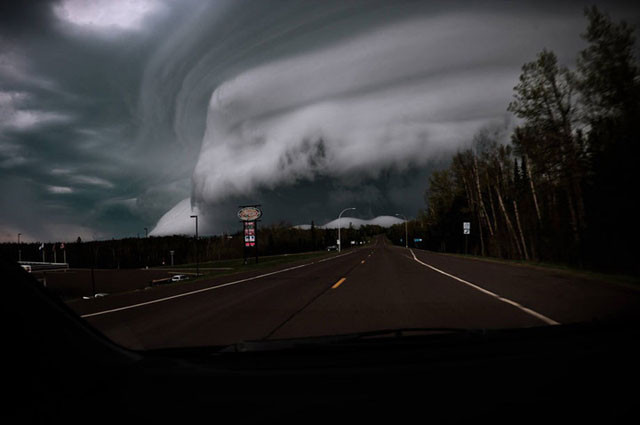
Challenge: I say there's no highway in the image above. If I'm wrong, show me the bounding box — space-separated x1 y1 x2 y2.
67 237 640 349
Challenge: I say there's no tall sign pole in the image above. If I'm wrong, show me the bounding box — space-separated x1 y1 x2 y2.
255 220 259 264
243 222 247 265
238 205 262 264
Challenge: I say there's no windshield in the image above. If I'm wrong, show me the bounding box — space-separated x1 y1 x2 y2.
1 0 639 351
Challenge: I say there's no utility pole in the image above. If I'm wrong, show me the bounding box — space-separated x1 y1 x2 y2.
17 233 21 262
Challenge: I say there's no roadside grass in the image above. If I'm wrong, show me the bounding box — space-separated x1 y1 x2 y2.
153 250 338 283
431 250 640 288
63 249 354 302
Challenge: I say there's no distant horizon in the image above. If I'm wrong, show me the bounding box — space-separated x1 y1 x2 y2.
4 214 408 243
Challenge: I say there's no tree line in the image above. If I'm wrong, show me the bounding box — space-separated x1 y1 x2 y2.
412 7 639 275
1 222 380 269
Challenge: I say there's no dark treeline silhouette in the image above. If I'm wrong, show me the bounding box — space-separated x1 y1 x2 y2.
1 223 382 269
395 7 639 275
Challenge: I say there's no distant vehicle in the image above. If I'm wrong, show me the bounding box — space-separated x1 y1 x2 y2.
21 264 32 273
326 245 337 251
82 293 109 299
171 274 190 282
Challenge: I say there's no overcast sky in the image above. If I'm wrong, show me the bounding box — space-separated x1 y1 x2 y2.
1 0 638 241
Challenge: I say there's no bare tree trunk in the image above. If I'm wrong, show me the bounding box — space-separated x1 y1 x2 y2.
477 215 485 256
473 155 494 237
495 182 523 259
525 154 542 225
573 177 586 231
513 199 529 260
461 175 474 212
567 189 581 244
485 169 500 257
496 155 523 259
486 169 499 233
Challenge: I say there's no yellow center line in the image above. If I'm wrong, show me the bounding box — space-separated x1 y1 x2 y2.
332 277 347 289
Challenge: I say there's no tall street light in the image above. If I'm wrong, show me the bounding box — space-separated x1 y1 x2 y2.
190 215 199 277
395 214 408 248
338 207 356 253
143 227 149 268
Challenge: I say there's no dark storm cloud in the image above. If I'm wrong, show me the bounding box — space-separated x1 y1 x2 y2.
1 0 638 240
0 0 169 241
0 0 57 37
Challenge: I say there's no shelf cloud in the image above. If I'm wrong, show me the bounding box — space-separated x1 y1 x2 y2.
191 17 515 208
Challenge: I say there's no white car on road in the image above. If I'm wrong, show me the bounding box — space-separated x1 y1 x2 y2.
171 274 190 282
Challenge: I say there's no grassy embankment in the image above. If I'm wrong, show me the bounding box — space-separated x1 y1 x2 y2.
430 250 640 288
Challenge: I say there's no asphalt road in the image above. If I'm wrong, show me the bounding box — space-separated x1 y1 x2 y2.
67 237 640 349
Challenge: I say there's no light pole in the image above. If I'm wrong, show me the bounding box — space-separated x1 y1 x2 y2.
90 242 99 297
395 214 408 248
337 207 356 253
143 227 149 268
18 233 21 262
190 215 199 277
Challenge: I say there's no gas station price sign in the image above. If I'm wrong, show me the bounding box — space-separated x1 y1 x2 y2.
238 206 261 262
244 221 256 247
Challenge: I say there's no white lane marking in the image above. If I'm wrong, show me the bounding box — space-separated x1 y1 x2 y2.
316 250 354 263
409 249 560 326
81 251 356 318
